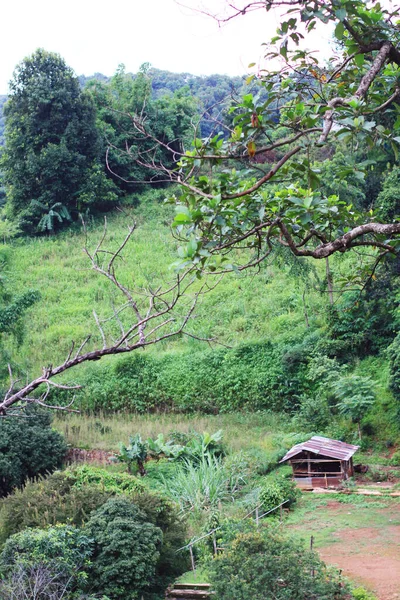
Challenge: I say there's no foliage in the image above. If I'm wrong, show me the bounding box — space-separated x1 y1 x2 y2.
388 333 400 422
0 524 93 597
376 167 400 222
71 342 298 413
69 465 146 495
293 396 331 431
160 454 246 512
326 289 398 358
118 433 148 475
130 490 189 593
333 375 376 437
0 410 67 497
87 64 197 194
259 473 298 513
146 429 225 464
352 588 378 600
0 471 111 545
206 528 349 600
83 497 162 599
1 49 104 233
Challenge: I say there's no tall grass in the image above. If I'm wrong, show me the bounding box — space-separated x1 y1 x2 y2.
160 454 245 512
53 411 291 452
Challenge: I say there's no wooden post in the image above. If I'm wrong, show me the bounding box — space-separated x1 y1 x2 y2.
310 536 315 578
325 473 328 488
255 506 259 527
212 532 217 556
189 544 196 576
280 504 283 523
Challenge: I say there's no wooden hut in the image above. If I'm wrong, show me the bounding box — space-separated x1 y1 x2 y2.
280 436 359 489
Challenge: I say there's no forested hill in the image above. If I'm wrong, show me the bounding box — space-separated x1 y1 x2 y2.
0 69 245 146
79 67 244 101
79 68 245 137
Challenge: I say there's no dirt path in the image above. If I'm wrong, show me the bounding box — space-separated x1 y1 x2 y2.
311 501 400 600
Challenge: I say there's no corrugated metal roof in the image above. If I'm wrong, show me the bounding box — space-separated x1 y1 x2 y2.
279 436 359 463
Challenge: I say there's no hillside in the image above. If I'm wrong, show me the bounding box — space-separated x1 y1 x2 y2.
3 194 327 375
0 193 397 439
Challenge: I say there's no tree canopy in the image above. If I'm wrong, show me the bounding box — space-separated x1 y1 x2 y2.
0 49 116 233
118 0 400 275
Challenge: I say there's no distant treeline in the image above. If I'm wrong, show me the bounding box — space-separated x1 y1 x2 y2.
0 68 245 147
79 68 245 138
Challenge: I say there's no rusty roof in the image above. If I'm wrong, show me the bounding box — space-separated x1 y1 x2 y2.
279 436 359 463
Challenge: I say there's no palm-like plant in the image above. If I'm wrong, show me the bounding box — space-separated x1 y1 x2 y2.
30 200 71 233
117 434 148 476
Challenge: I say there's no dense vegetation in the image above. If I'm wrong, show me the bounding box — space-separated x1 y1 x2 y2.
0 1 399 598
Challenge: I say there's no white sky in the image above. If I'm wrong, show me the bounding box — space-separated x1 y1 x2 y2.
0 0 333 94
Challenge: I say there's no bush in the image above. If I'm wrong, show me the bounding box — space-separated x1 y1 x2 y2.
0 524 93 598
83 498 162 600
0 471 111 544
259 473 298 513
0 410 67 497
131 490 189 593
65 341 301 413
207 528 349 600
389 451 400 466
69 464 146 494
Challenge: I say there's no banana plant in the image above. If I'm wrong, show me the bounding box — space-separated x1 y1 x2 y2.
117 434 148 476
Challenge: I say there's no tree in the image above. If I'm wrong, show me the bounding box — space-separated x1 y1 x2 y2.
1 49 116 233
87 64 198 193
0 409 67 497
0 525 93 599
118 1 400 276
207 528 348 600
333 375 376 438
83 498 162 599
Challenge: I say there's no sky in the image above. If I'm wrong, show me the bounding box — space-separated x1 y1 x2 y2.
0 0 333 94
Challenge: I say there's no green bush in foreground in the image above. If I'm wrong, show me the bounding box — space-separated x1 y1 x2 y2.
0 471 111 544
83 498 162 600
207 528 349 600
0 524 93 598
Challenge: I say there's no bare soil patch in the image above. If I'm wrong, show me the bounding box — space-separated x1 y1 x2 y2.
314 505 400 600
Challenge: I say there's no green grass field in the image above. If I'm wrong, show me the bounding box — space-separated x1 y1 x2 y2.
3 197 334 381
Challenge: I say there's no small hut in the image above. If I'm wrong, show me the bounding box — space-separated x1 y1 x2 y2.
280 436 359 489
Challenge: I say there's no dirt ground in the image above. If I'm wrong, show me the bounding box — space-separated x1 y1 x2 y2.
314 501 400 600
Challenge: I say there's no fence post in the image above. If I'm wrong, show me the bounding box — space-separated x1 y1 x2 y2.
189 544 196 576
310 535 315 578
255 506 259 527
212 532 217 556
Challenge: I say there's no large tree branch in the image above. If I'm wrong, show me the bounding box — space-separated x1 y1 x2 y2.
0 223 209 415
278 221 400 259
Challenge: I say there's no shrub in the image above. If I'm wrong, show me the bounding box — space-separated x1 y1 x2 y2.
207 528 349 600
293 396 331 431
352 587 378 600
0 471 111 544
259 473 298 514
69 464 146 494
0 410 67 497
389 451 400 466
0 524 93 598
131 490 189 592
83 498 162 600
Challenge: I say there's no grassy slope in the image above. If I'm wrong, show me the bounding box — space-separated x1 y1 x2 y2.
3 197 331 382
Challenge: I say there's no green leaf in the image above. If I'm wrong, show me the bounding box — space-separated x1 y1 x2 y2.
354 54 365 68
335 21 345 39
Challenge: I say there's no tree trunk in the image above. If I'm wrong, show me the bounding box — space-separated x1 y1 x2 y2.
326 257 334 305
